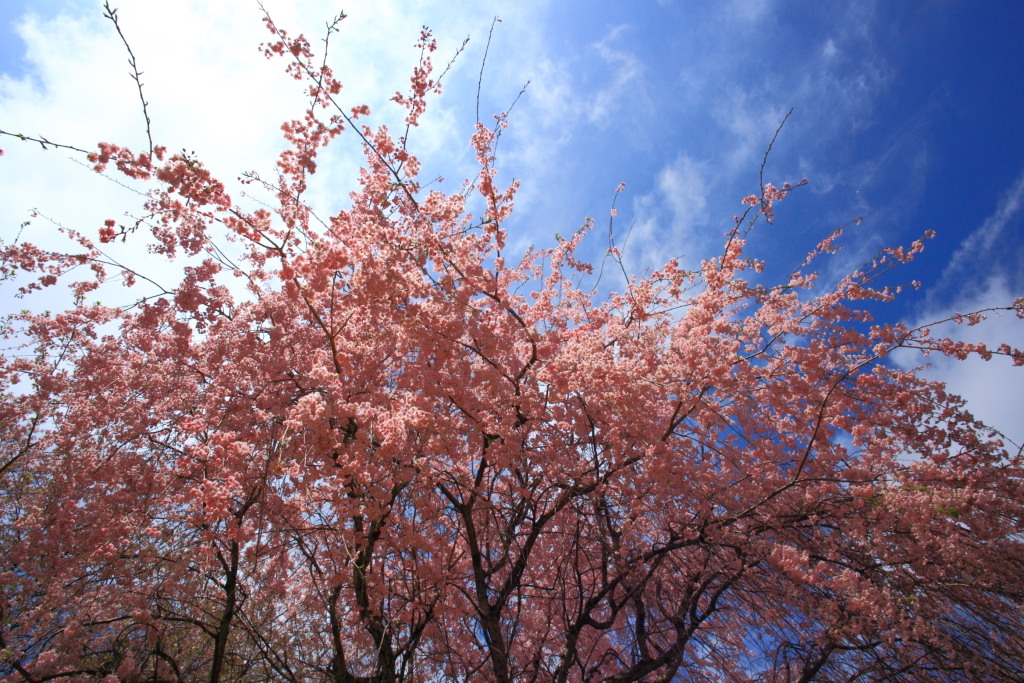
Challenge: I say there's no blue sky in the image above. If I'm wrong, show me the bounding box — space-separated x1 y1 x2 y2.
2 0 1022 441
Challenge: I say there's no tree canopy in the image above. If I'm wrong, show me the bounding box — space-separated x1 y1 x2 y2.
1 10 1023 683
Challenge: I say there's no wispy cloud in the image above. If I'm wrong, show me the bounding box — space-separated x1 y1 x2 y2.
587 25 648 126
626 154 710 275
897 167 1024 448
929 165 1024 304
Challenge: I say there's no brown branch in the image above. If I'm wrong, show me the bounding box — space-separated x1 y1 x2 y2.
476 17 501 124
102 2 153 156
759 108 793 196
0 129 90 154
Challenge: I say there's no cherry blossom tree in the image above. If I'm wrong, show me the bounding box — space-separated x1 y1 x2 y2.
2 8 1024 683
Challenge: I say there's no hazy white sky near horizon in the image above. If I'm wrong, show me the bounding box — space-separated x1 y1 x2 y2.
1 0 1022 445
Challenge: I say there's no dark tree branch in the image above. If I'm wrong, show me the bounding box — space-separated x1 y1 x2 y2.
103 2 153 156
0 129 90 154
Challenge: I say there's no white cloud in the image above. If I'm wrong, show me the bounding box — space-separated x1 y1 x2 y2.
724 0 773 22
930 165 1024 305
587 25 647 126
658 154 709 241
625 154 709 277
897 168 1024 449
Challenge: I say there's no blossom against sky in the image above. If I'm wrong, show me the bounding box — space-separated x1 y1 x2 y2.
2 0 1022 442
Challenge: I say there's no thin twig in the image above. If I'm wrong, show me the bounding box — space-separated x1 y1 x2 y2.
619 219 637 257
759 108 792 196
103 2 153 157
310 11 347 112
489 80 529 161
436 36 471 91
0 130 90 155
476 17 501 124
395 32 469 178
719 108 797 262
595 186 628 292
240 170 332 234
69 157 149 196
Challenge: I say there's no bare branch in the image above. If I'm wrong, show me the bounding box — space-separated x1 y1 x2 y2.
103 2 153 156
0 129 90 154
759 107 793 196
477 17 501 124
